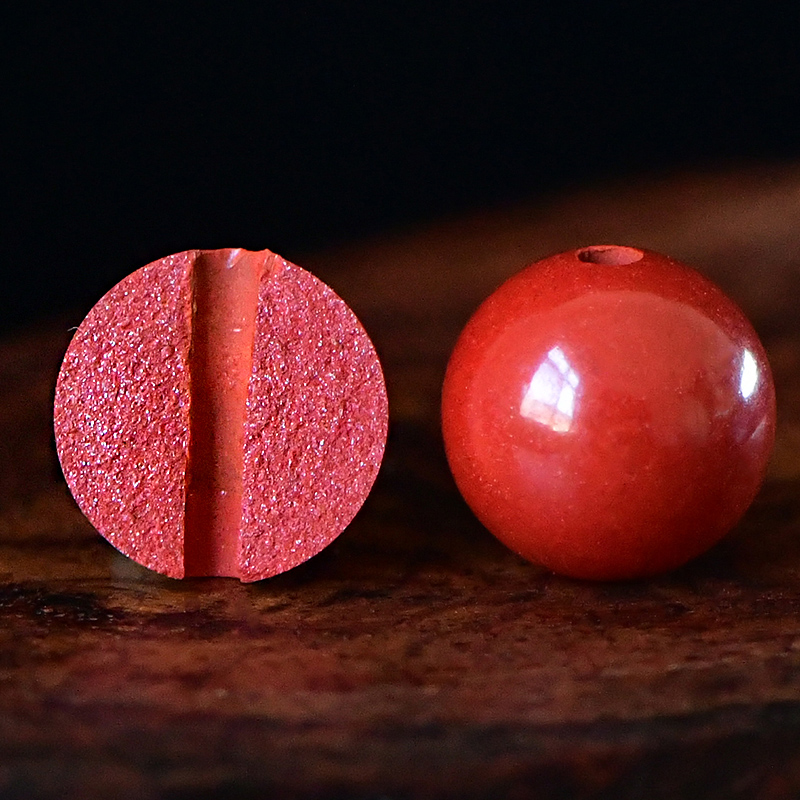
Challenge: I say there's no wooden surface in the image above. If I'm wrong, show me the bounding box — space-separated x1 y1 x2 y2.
2 164 800 799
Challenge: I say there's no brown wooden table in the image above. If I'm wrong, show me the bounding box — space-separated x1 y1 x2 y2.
2 164 800 799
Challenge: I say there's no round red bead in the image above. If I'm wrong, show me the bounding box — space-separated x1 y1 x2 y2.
441 246 776 580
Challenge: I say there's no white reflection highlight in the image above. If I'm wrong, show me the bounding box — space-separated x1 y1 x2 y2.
520 346 580 432
739 349 758 400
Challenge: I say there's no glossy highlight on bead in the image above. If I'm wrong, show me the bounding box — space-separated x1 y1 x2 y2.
442 246 776 580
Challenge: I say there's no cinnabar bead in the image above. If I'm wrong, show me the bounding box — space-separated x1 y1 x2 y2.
441 246 776 580
54 248 388 582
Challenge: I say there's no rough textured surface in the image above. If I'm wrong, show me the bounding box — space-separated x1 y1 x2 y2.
240 258 389 581
53 252 193 578
4 163 800 798
53 250 388 581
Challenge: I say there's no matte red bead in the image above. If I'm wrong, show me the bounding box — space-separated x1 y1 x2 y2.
442 246 776 580
54 248 388 581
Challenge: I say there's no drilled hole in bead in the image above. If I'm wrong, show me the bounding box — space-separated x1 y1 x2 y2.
577 246 644 265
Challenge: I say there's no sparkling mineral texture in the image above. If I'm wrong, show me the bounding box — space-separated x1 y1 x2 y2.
54 248 388 581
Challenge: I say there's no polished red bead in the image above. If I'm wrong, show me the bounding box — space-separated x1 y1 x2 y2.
442 246 776 580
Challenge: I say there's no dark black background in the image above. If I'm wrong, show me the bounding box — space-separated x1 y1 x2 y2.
3 3 800 334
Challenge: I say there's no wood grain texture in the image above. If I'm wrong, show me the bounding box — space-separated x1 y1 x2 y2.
2 164 800 799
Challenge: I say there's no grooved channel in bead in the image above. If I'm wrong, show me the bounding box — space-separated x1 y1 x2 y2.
577 245 644 265
183 249 269 578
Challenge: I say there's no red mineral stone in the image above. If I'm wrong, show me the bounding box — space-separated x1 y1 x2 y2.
54 249 388 581
441 245 776 581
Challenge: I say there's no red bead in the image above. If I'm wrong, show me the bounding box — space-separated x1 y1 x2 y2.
54 249 388 582
442 246 776 580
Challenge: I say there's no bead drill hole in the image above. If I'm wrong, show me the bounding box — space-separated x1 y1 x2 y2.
183 249 268 578
577 246 644 266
